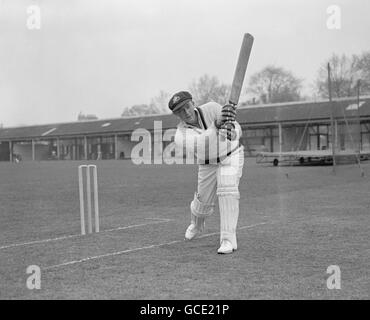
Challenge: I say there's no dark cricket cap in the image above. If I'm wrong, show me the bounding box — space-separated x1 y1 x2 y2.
168 91 192 112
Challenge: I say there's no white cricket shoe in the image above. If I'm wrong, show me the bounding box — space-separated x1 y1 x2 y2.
217 240 236 254
184 223 204 240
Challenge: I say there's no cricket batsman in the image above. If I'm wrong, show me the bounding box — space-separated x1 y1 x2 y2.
169 91 244 254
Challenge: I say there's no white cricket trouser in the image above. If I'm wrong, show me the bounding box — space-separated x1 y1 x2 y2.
196 147 244 207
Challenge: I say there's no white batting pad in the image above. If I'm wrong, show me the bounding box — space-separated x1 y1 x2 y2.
218 195 239 249
190 192 215 218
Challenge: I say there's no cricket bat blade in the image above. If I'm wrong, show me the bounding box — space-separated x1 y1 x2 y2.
229 33 254 106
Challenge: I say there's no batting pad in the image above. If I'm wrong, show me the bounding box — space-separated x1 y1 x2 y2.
190 192 215 218
216 165 240 198
218 195 239 249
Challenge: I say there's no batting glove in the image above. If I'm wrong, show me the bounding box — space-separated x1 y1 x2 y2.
221 104 237 123
219 122 237 141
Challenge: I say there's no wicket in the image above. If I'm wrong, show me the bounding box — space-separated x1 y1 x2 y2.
78 165 99 235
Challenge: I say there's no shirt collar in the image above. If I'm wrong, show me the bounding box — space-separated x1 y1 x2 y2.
182 108 203 129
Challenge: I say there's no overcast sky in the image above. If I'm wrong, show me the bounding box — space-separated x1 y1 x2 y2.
0 0 369 127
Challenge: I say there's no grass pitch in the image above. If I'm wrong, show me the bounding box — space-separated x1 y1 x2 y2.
0 159 369 299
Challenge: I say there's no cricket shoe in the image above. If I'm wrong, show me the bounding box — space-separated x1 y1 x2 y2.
217 240 236 254
184 222 204 240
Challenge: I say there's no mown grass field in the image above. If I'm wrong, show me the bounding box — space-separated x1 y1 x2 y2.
0 159 369 299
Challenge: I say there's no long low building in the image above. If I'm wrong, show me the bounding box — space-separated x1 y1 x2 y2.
1 96 370 162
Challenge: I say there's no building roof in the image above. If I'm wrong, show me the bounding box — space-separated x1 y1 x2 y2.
0 113 178 140
1 96 370 140
237 96 370 125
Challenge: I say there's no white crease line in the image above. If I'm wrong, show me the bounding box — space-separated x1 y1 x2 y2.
143 218 172 222
0 234 79 251
0 219 173 251
44 222 268 270
100 219 172 233
197 222 268 239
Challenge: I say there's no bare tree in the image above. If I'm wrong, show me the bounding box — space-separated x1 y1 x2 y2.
77 112 98 121
149 90 171 114
121 104 159 117
354 51 370 94
189 74 230 106
121 91 172 117
315 53 359 98
248 65 302 104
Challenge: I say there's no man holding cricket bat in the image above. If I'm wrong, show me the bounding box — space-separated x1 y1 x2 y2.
168 91 244 254
168 33 253 254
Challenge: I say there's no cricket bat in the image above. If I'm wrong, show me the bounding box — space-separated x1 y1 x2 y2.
229 33 254 106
